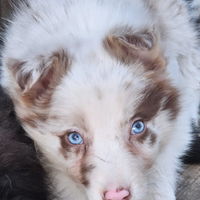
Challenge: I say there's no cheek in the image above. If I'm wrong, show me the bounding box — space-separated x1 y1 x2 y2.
126 142 154 170
64 154 95 188
66 158 84 180
149 112 177 151
127 130 159 170
59 144 89 183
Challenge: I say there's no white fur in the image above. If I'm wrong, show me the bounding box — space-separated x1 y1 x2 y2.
1 0 200 200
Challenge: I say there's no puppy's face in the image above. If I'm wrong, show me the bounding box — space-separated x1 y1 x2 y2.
3 29 180 200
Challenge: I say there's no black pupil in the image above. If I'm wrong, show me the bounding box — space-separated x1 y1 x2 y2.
135 122 141 129
72 133 79 140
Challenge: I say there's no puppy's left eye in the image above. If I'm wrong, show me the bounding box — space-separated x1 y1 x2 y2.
132 121 145 134
68 132 83 145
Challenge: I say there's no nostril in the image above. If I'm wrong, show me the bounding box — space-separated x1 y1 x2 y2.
104 189 130 200
116 187 124 192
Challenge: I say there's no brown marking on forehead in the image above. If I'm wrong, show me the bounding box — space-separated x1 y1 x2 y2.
161 85 180 120
157 75 180 120
134 84 165 121
134 75 180 121
80 163 95 187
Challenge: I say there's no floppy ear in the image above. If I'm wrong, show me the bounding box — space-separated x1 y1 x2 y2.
5 51 69 99
104 28 165 69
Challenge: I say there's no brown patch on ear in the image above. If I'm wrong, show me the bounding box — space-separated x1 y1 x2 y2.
30 69 54 97
104 27 165 70
8 61 28 91
6 58 53 94
12 51 70 129
14 51 70 108
24 51 69 102
7 51 69 113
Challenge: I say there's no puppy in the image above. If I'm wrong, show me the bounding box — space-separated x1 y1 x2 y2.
1 0 200 200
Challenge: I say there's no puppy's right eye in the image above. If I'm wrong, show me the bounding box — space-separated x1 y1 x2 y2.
68 132 83 145
131 121 145 134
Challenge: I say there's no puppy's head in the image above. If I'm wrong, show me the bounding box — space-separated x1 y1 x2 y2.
2 27 180 200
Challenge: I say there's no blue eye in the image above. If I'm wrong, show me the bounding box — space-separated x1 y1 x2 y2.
68 132 83 145
132 121 145 134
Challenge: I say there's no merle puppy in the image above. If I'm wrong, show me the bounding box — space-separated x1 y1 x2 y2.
0 0 200 200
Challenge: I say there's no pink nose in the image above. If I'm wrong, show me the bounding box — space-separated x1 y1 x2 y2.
104 189 130 200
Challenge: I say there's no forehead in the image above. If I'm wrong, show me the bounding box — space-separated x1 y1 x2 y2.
49 55 169 131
